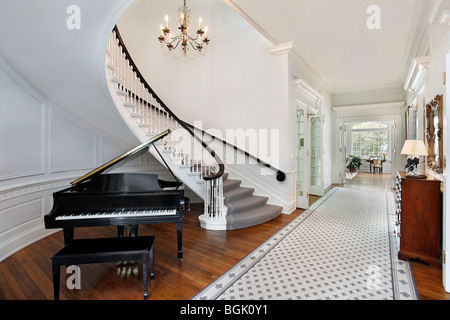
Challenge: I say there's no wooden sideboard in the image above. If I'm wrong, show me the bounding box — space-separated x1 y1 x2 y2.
395 171 442 268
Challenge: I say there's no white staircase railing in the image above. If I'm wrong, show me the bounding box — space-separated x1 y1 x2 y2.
105 26 227 229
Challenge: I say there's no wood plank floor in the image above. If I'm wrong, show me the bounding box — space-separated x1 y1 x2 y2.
0 172 449 300
343 172 450 300
0 204 304 300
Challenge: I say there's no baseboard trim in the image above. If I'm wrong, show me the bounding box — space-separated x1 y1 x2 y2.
0 225 59 262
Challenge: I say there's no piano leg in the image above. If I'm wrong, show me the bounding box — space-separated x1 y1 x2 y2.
176 222 183 259
131 224 138 237
52 258 60 300
63 228 74 245
117 225 138 237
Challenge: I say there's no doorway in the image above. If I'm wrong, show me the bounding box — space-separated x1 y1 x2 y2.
296 102 324 209
339 119 397 189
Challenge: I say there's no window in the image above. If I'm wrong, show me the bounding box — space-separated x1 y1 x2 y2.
351 121 389 159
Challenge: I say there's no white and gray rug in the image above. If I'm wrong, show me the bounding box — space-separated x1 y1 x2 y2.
192 187 418 300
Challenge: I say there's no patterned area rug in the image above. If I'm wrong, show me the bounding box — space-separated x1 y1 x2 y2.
192 187 418 300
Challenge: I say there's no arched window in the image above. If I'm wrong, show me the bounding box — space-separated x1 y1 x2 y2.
351 121 389 159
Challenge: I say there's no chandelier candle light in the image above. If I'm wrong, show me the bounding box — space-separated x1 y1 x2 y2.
158 0 210 58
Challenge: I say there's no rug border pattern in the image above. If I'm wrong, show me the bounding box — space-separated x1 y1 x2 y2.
192 187 418 300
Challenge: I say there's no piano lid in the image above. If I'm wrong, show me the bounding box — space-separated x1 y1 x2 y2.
71 129 171 186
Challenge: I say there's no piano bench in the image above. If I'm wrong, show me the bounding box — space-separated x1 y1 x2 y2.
51 236 155 300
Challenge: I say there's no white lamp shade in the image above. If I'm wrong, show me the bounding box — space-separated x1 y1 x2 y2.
401 140 428 156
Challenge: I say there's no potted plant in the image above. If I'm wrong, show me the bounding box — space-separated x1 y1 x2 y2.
346 155 363 172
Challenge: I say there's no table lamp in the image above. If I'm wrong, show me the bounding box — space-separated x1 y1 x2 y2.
401 140 428 178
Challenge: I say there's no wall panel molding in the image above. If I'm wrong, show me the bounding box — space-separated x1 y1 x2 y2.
0 65 46 181
49 107 97 173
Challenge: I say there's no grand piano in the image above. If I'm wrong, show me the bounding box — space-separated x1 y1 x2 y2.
44 129 185 258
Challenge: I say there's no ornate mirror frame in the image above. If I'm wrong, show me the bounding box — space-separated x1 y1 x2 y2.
426 94 443 174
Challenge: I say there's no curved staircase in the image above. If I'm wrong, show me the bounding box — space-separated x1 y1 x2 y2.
104 26 285 230
222 173 282 229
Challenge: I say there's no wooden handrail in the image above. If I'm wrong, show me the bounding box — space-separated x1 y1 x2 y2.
181 121 286 182
112 25 224 181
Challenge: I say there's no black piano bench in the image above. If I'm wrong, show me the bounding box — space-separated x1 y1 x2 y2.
51 236 155 300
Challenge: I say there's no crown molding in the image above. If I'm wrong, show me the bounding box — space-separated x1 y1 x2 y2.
223 0 333 96
267 41 294 56
222 0 278 45
292 78 325 103
404 56 430 93
332 101 405 113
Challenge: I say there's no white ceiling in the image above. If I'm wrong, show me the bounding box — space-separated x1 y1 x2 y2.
225 0 435 95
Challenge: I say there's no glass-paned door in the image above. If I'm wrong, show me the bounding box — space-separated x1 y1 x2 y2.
390 120 396 188
339 121 347 184
310 114 324 196
296 106 310 208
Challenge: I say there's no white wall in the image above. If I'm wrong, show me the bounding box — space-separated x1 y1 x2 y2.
403 0 450 291
0 57 169 262
117 0 291 171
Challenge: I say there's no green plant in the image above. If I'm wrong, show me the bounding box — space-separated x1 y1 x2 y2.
346 155 363 172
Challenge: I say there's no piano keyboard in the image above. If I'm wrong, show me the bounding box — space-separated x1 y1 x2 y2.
55 208 177 221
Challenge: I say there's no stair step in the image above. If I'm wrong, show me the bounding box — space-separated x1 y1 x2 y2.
223 179 241 192
224 187 254 203
110 76 121 84
106 62 116 71
123 101 135 108
116 89 127 97
226 195 268 214
226 204 283 230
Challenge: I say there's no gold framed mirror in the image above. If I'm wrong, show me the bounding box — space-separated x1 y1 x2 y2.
426 94 443 174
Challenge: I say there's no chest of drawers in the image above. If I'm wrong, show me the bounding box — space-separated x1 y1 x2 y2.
395 171 442 268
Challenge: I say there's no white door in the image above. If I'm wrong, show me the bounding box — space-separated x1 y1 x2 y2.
296 105 310 208
310 114 324 196
390 120 397 189
338 121 347 184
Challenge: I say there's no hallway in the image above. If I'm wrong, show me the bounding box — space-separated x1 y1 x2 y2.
344 172 393 192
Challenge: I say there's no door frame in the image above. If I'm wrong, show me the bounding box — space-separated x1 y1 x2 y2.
296 101 310 209
336 116 401 184
443 53 449 292
309 113 324 196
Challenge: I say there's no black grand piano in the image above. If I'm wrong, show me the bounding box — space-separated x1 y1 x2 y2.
44 129 185 258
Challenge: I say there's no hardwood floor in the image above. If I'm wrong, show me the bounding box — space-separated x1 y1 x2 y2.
0 204 304 300
0 172 449 300
343 172 450 300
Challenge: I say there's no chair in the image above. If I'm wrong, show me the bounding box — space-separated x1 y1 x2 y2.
373 159 383 173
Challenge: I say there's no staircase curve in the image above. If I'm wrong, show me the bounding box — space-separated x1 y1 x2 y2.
104 26 288 230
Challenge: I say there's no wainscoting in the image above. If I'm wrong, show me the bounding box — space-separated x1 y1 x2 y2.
0 57 170 263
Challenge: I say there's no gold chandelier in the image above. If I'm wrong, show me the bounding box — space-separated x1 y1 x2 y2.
158 0 210 59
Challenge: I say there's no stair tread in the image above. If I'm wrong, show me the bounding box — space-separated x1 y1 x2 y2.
223 179 241 191
223 179 240 185
224 187 254 202
226 195 268 213
226 204 282 230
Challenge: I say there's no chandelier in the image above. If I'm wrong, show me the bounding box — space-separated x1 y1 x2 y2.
158 0 210 59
